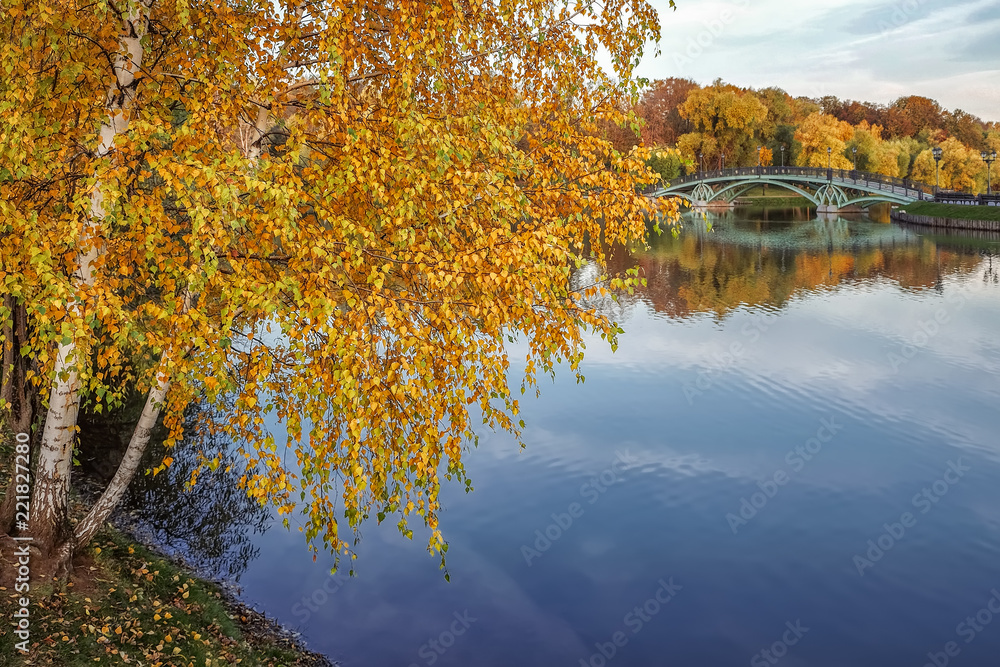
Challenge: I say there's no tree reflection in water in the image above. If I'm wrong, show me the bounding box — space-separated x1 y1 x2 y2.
566 207 995 332
77 209 995 585
79 399 269 583
596 207 993 321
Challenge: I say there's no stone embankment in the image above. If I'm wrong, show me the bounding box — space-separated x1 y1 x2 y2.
891 210 1000 232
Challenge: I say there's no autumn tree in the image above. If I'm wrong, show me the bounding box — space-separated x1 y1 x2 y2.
846 122 908 177
789 96 821 123
846 122 880 172
677 80 770 167
911 137 986 192
643 81 988 189
944 109 987 150
755 87 795 127
0 0 675 575
838 100 887 127
636 77 699 147
987 130 1000 159
597 96 643 153
676 132 719 171
817 95 844 117
794 112 853 169
888 96 944 138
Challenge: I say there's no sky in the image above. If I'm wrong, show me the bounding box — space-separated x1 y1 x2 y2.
634 0 1000 121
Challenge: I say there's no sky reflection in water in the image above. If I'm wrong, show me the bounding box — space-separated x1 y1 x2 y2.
143 208 1000 667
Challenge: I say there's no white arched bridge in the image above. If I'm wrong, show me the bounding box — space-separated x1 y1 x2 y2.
651 166 936 213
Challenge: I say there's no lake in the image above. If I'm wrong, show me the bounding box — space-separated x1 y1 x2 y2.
123 206 1000 667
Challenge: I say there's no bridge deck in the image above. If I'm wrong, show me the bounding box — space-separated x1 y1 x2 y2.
651 166 935 205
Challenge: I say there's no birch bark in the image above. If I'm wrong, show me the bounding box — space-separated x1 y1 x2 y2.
29 0 155 562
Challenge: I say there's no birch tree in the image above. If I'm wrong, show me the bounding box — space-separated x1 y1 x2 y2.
0 0 676 575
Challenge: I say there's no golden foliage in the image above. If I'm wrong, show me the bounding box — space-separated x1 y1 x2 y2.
0 0 675 561
678 82 770 167
911 137 988 192
794 113 854 169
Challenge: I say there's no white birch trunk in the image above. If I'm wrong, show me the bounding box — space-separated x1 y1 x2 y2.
30 1 153 559
72 62 275 554
73 366 171 545
29 342 84 550
38 2 283 559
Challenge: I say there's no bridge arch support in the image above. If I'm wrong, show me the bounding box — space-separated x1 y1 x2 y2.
652 166 934 213
695 178 821 208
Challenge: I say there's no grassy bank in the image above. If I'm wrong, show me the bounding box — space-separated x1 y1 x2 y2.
728 186 813 209
0 529 327 666
736 196 814 208
0 431 331 666
900 202 1000 221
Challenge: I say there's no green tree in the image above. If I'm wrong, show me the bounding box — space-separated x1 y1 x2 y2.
766 124 801 167
888 136 925 178
646 148 685 183
847 122 908 177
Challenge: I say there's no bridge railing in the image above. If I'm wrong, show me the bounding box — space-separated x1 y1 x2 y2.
935 192 1000 207
666 166 935 199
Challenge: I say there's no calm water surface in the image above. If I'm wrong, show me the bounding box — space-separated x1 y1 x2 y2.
131 207 1000 666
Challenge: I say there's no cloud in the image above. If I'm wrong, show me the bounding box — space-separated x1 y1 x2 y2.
636 0 1000 121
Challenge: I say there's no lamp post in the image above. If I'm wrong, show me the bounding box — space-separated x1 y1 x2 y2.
780 145 785 168
932 146 943 194
982 150 997 195
851 146 858 172
721 153 726 171
699 153 704 174
827 146 832 181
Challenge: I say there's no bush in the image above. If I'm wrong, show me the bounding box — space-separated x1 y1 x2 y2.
647 149 683 183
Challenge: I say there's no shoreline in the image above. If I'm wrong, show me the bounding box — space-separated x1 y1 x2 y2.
892 202 1000 232
891 209 1000 232
0 439 337 667
110 517 337 667
79 473 339 667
